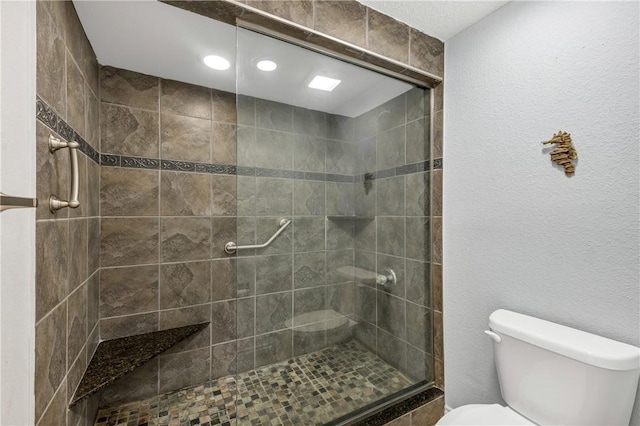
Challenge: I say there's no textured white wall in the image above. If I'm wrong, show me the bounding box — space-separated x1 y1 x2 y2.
443 1 640 424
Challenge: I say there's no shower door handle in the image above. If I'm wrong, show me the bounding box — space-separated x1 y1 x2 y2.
48 134 80 213
225 218 291 254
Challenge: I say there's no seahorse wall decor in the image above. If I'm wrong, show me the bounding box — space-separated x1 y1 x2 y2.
542 131 578 176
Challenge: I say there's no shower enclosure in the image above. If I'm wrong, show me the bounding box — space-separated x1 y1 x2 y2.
225 27 433 424
81 4 434 423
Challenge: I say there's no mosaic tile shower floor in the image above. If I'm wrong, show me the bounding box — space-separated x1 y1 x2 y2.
94 341 414 426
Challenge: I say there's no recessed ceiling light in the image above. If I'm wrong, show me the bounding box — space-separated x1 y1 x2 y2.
203 55 230 70
257 60 277 71
308 75 341 92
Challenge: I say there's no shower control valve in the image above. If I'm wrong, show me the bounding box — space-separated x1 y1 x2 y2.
376 268 397 289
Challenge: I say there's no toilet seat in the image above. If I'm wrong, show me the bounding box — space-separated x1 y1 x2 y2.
436 404 535 425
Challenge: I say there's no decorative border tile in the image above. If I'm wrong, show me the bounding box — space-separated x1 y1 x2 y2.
100 154 120 167
36 96 101 164
121 156 160 170
36 97 444 180
161 160 195 172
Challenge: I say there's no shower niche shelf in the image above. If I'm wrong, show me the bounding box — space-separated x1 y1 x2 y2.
326 215 375 221
69 322 209 407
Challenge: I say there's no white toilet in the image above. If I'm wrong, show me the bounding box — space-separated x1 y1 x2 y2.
437 309 640 425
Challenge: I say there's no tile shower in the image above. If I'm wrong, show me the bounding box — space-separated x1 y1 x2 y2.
34 1 445 425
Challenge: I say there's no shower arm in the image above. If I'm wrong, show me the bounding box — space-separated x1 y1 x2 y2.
224 218 291 255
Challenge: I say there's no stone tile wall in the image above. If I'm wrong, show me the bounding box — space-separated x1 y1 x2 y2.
236 0 447 408
96 67 239 405
34 0 445 424
34 1 101 425
235 97 358 371
351 87 433 382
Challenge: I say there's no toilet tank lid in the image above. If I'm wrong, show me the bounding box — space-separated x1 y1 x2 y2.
489 309 640 371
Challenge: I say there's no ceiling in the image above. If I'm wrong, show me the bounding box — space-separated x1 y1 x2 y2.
74 1 414 117
360 0 510 41
73 1 508 116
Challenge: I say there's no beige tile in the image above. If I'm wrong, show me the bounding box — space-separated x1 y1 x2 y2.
367 8 409 63
410 396 444 426
87 271 100 333
68 218 88 292
246 0 313 27
100 167 159 217
432 216 442 264
211 300 237 344
100 218 159 267
212 123 237 165
314 0 367 48
433 310 443 360
406 172 429 217
432 169 442 217
38 0 67 39
85 88 99 148
385 413 410 426
86 155 100 217
435 358 444 389
433 110 443 159
35 302 67 421
211 341 237 380
212 89 237 124
99 360 159 407
160 261 211 309
409 29 444 77
100 66 159 110
67 283 87 369
65 2 99 95
434 82 443 113
161 79 211 119
161 217 211 262
100 312 159 340
161 113 211 162
66 345 86 405
432 263 442 312
36 5 65 118
160 171 211 216
212 258 236 302
68 398 87 426
160 304 212 354
159 347 210 393
88 218 100 276
66 51 85 136
212 217 237 259
37 377 67 426
100 103 160 158
100 265 159 318
212 175 237 216
36 220 69 321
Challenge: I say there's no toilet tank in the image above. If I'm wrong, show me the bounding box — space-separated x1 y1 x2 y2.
489 309 640 425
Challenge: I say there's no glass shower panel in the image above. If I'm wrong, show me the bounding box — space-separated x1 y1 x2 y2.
234 27 432 424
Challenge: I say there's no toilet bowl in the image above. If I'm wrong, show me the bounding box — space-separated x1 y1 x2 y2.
436 404 533 425
436 309 640 426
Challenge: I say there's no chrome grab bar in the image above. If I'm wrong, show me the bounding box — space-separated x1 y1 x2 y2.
48 135 80 213
225 218 291 254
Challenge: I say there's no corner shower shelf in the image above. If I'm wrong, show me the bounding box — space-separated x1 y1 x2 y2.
326 215 375 221
69 322 209 407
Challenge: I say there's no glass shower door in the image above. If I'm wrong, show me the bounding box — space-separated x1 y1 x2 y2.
234 27 433 425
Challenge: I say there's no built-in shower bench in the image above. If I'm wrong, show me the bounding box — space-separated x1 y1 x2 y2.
69 322 209 407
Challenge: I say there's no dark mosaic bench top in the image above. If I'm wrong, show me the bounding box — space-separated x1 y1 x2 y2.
70 322 209 407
